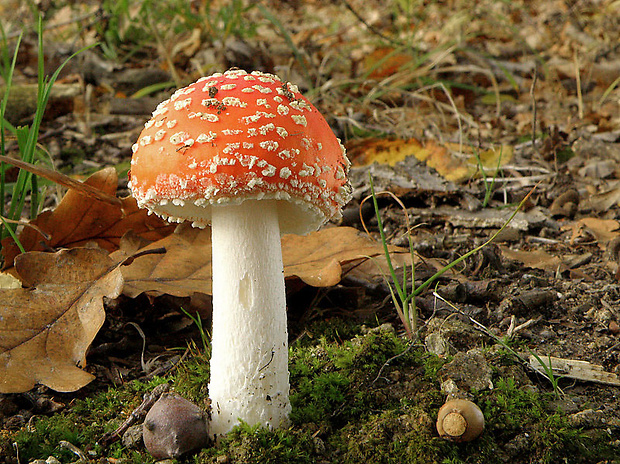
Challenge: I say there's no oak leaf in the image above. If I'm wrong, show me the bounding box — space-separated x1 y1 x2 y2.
565 217 620 250
113 224 403 298
282 227 400 287
500 246 566 273
0 248 123 393
111 224 213 298
1 168 175 268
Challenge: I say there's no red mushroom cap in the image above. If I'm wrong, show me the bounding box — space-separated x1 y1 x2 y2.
129 69 351 234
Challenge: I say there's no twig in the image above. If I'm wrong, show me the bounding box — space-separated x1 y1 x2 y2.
0 215 51 240
59 441 88 461
506 315 540 338
574 51 584 120
370 342 417 386
530 66 538 156
98 382 170 448
340 0 404 47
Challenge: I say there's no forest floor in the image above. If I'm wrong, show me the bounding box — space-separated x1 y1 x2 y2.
0 0 620 463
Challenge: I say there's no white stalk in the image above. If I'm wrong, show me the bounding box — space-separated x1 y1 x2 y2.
208 199 291 438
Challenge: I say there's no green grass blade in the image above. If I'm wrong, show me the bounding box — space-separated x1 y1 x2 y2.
3 15 96 244
0 26 23 234
257 4 309 81
369 175 406 302
0 216 24 254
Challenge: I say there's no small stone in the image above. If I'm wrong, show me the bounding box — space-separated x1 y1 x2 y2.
568 409 606 428
439 349 493 392
362 323 395 335
425 332 452 357
122 424 144 448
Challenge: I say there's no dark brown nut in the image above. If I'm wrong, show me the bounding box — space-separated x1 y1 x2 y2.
143 392 209 459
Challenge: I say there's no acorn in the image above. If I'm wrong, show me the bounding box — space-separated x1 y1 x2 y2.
436 399 485 442
143 392 210 459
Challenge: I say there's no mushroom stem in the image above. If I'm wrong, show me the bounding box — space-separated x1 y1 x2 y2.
208 199 291 438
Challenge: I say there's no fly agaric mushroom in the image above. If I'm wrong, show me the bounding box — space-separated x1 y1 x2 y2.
436 399 485 442
129 69 351 437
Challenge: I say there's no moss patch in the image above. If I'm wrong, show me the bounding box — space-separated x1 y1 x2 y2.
1 325 619 463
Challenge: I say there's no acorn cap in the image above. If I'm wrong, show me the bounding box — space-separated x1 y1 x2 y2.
436 399 485 442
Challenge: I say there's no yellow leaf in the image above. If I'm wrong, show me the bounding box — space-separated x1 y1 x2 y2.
347 137 512 182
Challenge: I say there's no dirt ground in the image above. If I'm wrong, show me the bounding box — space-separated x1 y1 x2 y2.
0 0 620 463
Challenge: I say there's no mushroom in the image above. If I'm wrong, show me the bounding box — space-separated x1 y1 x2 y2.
129 69 351 438
436 399 485 442
143 393 209 459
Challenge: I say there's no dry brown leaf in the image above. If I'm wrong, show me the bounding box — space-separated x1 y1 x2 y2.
0 248 123 393
364 47 414 79
500 246 566 273
114 225 403 298
565 218 620 250
2 168 175 269
347 137 512 182
348 137 427 167
111 224 213 298
282 227 402 287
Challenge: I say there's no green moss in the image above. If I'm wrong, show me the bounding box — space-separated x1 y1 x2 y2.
195 423 315 464
302 317 362 344
3 377 166 463
12 415 88 461
173 350 211 402
291 371 350 425
3 328 619 463
333 408 450 464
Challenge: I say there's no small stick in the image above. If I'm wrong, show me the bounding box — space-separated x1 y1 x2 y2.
530 66 538 156
340 0 404 47
59 441 88 461
574 51 584 120
98 383 170 448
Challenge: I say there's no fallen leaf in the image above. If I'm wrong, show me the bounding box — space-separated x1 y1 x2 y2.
364 47 414 79
0 273 20 289
2 168 175 269
565 218 620 250
113 224 406 298
582 185 620 213
111 224 213 298
500 247 566 273
282 227 404 287
348 137 429 167
0 248 123 393
347 137 512 182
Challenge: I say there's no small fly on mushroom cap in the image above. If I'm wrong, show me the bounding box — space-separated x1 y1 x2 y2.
129 69 352 438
